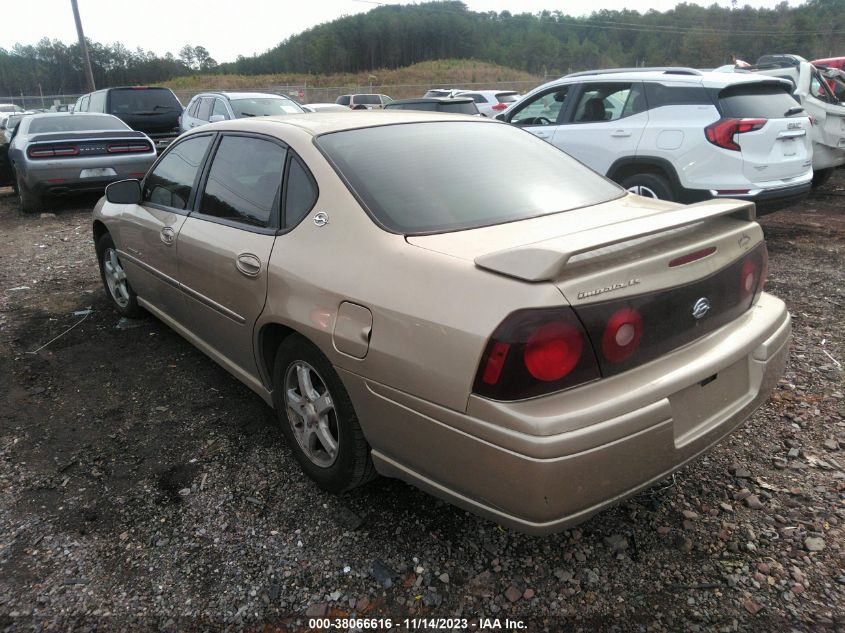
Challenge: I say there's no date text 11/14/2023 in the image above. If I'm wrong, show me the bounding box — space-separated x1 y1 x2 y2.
307 617 528 630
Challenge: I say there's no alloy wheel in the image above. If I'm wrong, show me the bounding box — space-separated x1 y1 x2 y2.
102 247 130 308
283 361 339 468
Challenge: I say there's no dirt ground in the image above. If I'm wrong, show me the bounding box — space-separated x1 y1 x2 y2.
0 178 843 633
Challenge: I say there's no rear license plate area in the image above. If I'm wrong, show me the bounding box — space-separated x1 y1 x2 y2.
670 359 750 447
780 138 797 156
80 167 116 178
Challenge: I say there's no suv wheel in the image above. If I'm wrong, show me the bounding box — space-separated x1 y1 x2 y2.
272 335 376 493
620 173 674 201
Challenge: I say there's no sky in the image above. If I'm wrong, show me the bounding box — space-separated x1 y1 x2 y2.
2 0 807 64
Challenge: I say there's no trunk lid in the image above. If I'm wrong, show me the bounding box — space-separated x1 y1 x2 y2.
408 196 767 376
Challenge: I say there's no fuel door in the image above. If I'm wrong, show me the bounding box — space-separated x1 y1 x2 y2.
333 302 373 359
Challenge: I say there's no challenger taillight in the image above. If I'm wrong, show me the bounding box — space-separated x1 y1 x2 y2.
107 142 152 153
28 145 79 158
704 118 767 151
473 308 599 400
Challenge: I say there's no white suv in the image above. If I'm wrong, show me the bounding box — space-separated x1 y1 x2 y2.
499 68 813 211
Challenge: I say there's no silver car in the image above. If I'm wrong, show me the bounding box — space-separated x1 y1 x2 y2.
9 112 156 213
180 92 305 133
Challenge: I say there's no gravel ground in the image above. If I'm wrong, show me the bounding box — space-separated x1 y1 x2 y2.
0 178 843 633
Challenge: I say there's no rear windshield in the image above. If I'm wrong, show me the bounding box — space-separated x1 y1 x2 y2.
718 84 802 118
353 95 381 105
109 88 182 115
316 122 623 234
389 101 478 115
230 97 304 117
28 115 129 134
496 92 519 103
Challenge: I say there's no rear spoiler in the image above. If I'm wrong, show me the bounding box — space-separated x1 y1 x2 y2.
28 130 149 144
474 199 756 282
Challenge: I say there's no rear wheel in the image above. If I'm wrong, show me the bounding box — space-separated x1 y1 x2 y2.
620 173 674 201
272 335 376 493
16 172 41 214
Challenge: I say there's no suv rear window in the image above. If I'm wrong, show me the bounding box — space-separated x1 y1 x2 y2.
353 95 381 105
717 84 801 118
496 92 519 103
109 88 182 115
644 83 710 108
316 121 622 234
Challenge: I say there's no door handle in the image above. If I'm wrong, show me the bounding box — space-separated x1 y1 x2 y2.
235 253 261 277
611 130 632 137
533 131 550 139
160 226 175 245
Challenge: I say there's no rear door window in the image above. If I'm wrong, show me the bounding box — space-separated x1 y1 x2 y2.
718 84 803 118
143 135 213 210
570 82 643 123
336 96 350 106
198 135 286 228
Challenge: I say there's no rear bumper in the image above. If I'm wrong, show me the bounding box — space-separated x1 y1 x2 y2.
340 293 790 535
22 156 155 194
675 180 812 214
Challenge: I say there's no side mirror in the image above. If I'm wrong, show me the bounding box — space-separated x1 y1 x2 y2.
495 113 506 121
208 114 226 123
106 179 142 205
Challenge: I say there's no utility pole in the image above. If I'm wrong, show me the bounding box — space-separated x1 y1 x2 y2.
70 0 95 92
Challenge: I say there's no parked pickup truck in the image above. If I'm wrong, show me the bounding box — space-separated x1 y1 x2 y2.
753 54 845 186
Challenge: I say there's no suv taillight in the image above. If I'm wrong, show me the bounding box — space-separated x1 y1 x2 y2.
705 118 767 151
491 103 508 111
473 307 600 400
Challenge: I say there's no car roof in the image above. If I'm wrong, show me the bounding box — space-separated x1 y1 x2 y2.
26 111 116 119
197 91 292 100
535 68 792 90
388 97 474 105
188 111 494 138
455 89 518 95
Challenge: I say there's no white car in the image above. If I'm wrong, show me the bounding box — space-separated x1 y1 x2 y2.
498 68 813 212
453 89 521 117
751 54 845 186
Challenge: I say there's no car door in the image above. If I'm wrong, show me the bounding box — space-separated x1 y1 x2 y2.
176 133 287 378
552 81 648 175
185 97 213 130
115 133 214 325
505 85 572 143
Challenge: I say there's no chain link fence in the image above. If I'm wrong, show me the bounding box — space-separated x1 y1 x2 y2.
6 79 545 111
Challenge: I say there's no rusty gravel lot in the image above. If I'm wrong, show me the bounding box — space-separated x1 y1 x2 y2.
0 179 843 633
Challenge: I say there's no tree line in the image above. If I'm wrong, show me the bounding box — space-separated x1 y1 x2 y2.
2 0 845 96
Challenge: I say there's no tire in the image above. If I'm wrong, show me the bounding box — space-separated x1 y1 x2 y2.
16 172 41 214
96 233 144 318
620 173 675 201
812 168 834 188
272 335 376 493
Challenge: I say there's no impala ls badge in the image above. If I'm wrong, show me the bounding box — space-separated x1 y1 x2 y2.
313 212 329 227
692 297 712 320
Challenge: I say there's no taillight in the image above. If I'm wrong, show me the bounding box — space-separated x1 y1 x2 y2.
491 103 508 111
741 243 768 303
28 145 79 158
107 142 152 153
601 308 643 363
473 308 600 400
704 118 767 151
